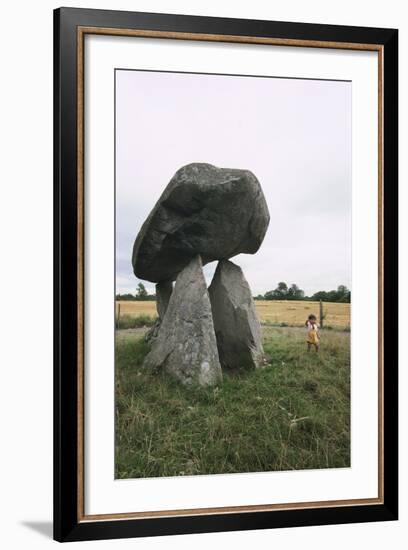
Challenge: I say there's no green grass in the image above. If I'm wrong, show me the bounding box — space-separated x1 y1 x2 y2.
115 326 350 479
116 314 157 330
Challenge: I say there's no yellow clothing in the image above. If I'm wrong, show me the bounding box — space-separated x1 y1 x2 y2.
307 329 319 345
306 321 319 344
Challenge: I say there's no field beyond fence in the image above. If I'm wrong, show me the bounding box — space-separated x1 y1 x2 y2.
116 299 350 330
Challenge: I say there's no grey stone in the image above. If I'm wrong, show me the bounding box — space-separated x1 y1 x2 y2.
143 255 222 386
145 281 173 343
132 163 270 283
156 280 173 318
144 320 160 344
209 259 264 370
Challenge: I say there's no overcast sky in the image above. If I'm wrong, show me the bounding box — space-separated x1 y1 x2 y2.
116 69 351 296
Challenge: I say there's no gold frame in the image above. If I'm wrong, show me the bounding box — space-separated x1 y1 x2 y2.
76 27 384 522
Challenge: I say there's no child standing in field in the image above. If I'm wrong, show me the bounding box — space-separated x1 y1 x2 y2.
305 314 320 352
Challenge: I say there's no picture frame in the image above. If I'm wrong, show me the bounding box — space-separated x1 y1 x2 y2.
53 7 398 542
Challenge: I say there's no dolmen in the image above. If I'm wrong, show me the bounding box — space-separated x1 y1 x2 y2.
132 163 270 386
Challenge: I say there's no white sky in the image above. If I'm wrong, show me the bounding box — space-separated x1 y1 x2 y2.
116 69 351 296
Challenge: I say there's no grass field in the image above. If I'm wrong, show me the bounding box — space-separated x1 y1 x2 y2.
116 299 350 329
115 325 350 479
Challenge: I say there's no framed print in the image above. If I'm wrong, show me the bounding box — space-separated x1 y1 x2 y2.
53 7 398 542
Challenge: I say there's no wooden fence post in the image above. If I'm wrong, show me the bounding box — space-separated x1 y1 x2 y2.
116 303 121 329
319 299 324 328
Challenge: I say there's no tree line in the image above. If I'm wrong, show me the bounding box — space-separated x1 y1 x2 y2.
116 283 156 301
254 282 350 303
116 282 351 304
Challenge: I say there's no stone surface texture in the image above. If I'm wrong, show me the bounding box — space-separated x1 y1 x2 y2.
143 255 222 386
156 280 173 318
132 163 270 283
209 259 264 370
145 280 173 343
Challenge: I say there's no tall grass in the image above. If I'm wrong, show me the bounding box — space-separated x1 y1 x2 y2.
116 314 157 330
115 326 350 479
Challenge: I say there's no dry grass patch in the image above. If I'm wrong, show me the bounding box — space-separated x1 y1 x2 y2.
117 300 350 329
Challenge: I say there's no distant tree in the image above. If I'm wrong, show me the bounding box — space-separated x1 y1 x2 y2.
254 283 350 303
136 282 148 300
263 282 290 300
287 283 305 301
116 285 156 302
277 282 288 295
263 290 275 301
337 285 348 295
115 293 136 301
337 285 351 303
311 285 350 303
311 290 328 302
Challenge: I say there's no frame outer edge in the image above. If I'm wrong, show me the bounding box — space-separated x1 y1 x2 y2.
382 28 398 520
53 7 399 541
54 7 81 542
53 7 62 542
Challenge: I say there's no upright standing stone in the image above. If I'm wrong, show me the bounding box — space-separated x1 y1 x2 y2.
209 259 264 370
145 280 173 343
156 280 173 318
143 255 222 386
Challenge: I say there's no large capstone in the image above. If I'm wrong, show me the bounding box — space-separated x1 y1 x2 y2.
208 259 264 370
132 163 270 283
143 255 222 386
